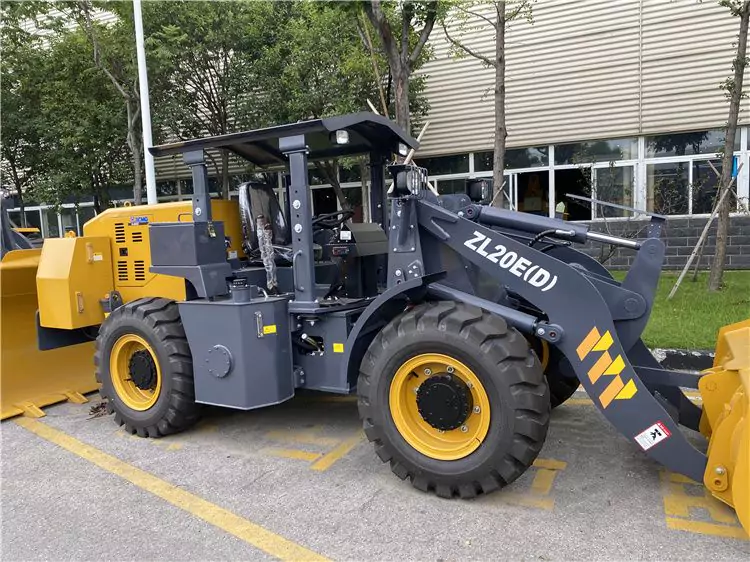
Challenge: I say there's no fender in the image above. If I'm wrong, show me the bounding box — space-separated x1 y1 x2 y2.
339 274 440 390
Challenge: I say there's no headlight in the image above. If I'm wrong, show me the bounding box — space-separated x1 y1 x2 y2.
388 164 428 196
332 130 349 145
398 143 409 157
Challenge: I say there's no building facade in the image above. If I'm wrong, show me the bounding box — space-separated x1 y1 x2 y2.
8 0 750 266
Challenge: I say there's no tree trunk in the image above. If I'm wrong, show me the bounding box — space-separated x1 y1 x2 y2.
318 160 351 211
492 2 507 208
709 2 750 291
221 151 230 200
127 101 144 205
394 65 411 134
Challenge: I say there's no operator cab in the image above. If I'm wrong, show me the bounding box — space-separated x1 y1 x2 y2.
149 112 420 306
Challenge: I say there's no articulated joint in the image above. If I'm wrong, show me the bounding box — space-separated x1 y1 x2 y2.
533 322 563 343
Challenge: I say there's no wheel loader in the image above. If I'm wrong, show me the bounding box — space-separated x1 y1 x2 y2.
1 113 747 534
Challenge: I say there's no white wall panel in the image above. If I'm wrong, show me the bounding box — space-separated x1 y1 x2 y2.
419 0 746 156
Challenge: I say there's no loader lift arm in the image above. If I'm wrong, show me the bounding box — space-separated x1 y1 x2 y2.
383 194 709 483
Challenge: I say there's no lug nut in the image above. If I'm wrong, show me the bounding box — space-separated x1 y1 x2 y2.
461 425 468 432
473 406 481 414
424 368 432 376
446 366 454 374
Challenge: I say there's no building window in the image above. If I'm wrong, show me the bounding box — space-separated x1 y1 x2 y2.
419 153 469 175
61 207 77 236
339 164 362 183
555 138 637 165
311 187 337 215
24 210 42 232
645 129 740 157
691 160 732 215
77 206 96 233
647 162 689 215
435 178 467 194
475 147 548 171
594 166 635 218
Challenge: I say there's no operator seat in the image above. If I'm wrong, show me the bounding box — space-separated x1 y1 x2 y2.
237 181 292 263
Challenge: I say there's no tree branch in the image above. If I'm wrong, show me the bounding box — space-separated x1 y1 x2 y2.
76 1 130 101
363 0 400 70
409 1 438 66
453 5 499 29
442 22 496 67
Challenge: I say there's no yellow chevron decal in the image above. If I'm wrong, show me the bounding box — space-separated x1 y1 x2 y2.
593 330 614 352
577 327 637 409
577 327 601 360
615 379 638 400
604 354 626 376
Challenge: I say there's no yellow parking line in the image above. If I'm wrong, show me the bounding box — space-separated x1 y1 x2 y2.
266 448 323 462
533 458 568 471
565 397 593 406
14 417 330 562
310 433 362 472
666 518 749 540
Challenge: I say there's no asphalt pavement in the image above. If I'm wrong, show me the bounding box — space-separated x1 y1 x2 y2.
2 390 748 561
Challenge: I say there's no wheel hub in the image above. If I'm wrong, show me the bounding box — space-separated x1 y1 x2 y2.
128 350 157 391
416 374 473 431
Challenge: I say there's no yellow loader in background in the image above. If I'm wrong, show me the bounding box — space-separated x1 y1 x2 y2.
0 196 97 419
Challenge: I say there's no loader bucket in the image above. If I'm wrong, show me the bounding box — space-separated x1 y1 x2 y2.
0 248 97 420
698 319 750 534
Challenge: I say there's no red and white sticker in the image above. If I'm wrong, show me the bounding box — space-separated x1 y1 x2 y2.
634 421 671 451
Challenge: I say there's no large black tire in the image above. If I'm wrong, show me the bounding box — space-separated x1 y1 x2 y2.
358 301 550 498
527 336 580 409
95 297 200 437
547 369 580 408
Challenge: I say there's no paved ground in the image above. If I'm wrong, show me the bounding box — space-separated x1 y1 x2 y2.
2 390 748 561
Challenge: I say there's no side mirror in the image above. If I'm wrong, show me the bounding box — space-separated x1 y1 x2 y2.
466 178 492 204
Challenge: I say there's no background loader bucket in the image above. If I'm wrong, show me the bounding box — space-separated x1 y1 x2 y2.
0 249 97 419
699 319 750 534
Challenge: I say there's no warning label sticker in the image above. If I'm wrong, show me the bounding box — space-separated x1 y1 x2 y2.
634 421 671 451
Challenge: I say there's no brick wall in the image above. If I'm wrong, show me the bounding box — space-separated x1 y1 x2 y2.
576 215 750 270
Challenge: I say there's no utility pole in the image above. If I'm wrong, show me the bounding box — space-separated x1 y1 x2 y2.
133 0 157 205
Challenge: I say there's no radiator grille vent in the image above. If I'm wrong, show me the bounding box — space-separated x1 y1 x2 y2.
134 260 146 281
117 261 128 282
114 223 126 244
132 231 143 243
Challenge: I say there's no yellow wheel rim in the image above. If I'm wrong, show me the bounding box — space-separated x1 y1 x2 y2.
539 340 550 371
110 334 162 411
389 353 491 461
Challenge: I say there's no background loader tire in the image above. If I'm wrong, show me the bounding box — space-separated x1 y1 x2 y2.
95 297 200 437
358 301 550 498
527 336 580 409
547 370 580 408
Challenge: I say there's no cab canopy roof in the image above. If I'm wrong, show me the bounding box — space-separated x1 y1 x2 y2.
149 112 419 167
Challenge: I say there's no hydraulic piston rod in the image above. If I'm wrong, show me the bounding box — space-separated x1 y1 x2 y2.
586 230 641 249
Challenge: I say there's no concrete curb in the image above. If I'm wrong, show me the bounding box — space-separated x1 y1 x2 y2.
651 348 714 372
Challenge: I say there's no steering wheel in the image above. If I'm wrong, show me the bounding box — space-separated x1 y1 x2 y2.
311 209 354 230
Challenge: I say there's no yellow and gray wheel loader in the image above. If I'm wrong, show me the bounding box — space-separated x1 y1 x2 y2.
1 196 97 418
2 113 747 534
